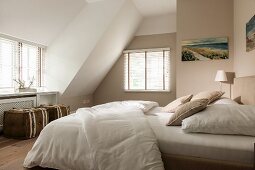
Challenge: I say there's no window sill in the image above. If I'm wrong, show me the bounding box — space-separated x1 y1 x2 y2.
0 87 43 94
0 87 58 98
124 90 171 93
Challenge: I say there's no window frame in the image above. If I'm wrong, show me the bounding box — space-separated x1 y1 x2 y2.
0 35 45 89
123 48 170 92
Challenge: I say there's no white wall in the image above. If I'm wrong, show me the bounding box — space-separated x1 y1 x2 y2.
136 13 176 36
0 0 86 46
63 0 142 97
234 0 255 77
45 0 126 95
45 0 142 110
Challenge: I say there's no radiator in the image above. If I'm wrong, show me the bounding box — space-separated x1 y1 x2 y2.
0 96 37 132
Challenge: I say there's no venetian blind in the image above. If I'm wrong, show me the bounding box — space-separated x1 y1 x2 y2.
0 38 17 88
0 36 44 88
124 48 170 91
20 43 42 87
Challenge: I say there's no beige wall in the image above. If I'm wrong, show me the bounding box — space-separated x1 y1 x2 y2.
176 0 234 98
234 0 255 77
94 33 176 106
60 95 93 112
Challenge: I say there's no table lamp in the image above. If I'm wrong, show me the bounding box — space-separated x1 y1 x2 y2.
215 70 227 91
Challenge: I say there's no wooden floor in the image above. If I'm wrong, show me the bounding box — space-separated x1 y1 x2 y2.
0 136 36 170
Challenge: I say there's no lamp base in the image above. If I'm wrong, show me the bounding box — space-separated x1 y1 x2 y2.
219 82 222 91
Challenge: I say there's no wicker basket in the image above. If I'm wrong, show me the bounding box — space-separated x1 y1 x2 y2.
41 105 70 122
3 108 48 139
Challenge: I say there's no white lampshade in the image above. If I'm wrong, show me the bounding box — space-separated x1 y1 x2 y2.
215 70 227 82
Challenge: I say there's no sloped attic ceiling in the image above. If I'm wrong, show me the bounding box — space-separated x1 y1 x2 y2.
0 0 86 46
45 0 142 98
132 0 176 16
63 0 142 97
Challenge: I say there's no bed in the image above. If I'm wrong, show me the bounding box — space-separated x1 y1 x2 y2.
24 76 255 170
155 76 255 170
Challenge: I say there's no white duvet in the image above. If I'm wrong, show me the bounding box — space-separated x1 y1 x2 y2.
23 101 164 170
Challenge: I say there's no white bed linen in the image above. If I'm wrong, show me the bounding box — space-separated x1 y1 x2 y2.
146 109 255 165
211 97 239 105
24 102 164 170
122 100 159 112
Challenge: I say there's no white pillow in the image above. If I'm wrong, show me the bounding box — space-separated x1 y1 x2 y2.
211 98 238 105
182 105 255 136
122 100 159 112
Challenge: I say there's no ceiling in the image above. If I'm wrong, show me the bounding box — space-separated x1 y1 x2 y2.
132 0 176 17
0 0 177 45
0 0 86 46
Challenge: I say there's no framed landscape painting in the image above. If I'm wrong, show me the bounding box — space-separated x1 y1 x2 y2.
182 37 229 61
246 15 255 52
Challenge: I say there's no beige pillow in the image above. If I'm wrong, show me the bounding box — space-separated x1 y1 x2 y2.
192 91 224 104
162 94 193 113
167 99 209 126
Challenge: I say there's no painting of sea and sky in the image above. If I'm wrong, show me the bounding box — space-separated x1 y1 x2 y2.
246 15 255 52
182 37 229 61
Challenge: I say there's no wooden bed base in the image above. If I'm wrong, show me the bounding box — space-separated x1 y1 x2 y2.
162 153 254 170
162 143 255 170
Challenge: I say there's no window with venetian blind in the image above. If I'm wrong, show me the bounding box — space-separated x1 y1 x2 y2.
124 48 170 91
0 37 44 88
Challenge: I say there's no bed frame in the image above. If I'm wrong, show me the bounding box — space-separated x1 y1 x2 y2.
162 76 255 170
162 148 254 170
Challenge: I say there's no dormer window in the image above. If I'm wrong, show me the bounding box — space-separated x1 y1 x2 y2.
124 48 170 92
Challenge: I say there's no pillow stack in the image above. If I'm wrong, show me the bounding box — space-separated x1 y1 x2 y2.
164 91 224 126
162 94 193 113
167 99 209 126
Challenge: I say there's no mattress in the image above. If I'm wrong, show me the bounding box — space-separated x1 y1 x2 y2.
146 107 255 165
